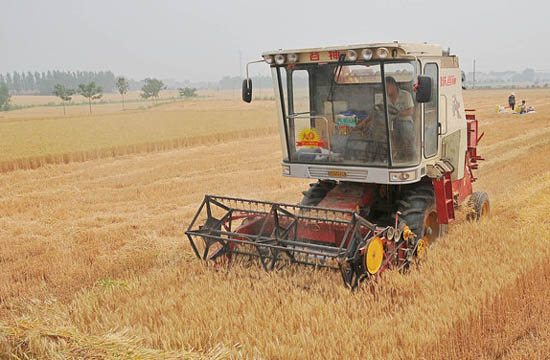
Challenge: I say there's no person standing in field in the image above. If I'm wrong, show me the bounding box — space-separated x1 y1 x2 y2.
508 92 516 110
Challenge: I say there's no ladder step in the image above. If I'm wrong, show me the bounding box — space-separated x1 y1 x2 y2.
432 173 456 225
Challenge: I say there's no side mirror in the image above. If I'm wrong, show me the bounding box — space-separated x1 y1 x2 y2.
416 75 432 103
242 79 252 103
461 71 466 90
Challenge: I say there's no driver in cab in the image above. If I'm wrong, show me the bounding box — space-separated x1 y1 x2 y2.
357 76 414 129
356 76 414 159
385 76 415 159
385 76 414 122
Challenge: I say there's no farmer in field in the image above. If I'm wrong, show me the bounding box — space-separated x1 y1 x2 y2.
508 93 516 110
520 100 527 114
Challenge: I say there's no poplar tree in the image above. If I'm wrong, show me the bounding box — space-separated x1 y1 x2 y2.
0 82 10 111
53 84 75 115
141 78 165 104
116 77 129 110
78 82 103 114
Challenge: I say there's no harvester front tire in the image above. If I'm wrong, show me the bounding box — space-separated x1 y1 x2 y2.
397 185 442 257
466 191 490 221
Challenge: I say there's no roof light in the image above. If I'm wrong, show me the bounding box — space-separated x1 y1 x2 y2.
264 55 273 64
361 49 373 60
346 50 358 61
274 54 286 65
377 47 389 59
287 53 298 64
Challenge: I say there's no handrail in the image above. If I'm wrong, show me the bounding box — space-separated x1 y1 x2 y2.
244 59 265 84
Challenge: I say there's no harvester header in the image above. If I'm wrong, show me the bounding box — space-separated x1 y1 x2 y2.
186 195 416 288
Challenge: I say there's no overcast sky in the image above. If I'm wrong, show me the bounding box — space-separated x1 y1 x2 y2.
2 0 549 82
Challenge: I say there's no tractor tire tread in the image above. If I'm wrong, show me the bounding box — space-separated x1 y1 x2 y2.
396 200 411 208
400 209 425 217
397 184 440 242
405 194 434 202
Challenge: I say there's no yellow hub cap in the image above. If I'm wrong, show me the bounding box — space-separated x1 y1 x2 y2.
417 238 427 259
364 237 384 274
481 202 489 218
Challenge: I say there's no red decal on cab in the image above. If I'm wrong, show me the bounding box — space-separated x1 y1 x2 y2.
329 50 340 60
440 75 457 87
310 52 320 61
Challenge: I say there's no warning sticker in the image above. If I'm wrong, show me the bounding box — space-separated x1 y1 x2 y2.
297 128 324 148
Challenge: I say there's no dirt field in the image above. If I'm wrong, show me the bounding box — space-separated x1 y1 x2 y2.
1 89 550 359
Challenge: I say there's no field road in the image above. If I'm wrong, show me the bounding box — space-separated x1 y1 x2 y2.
1 90 550 359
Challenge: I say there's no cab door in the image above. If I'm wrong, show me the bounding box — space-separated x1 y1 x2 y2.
423 63 439 158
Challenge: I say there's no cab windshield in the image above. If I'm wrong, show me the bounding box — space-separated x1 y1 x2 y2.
274 61 420 167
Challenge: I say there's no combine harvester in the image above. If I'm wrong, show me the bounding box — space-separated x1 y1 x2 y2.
186 42 489 288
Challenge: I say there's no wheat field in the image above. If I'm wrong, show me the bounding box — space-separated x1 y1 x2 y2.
1 89 550 359
0 93 277 172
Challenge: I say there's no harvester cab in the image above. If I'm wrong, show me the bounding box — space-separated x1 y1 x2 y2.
186 42 489 288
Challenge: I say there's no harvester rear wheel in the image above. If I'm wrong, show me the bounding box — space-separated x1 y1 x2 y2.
397 185 441 258
466 191 490 221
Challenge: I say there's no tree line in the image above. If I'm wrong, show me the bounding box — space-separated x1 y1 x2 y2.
0 76 198 113
0 70 274 97
0 70 117 95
